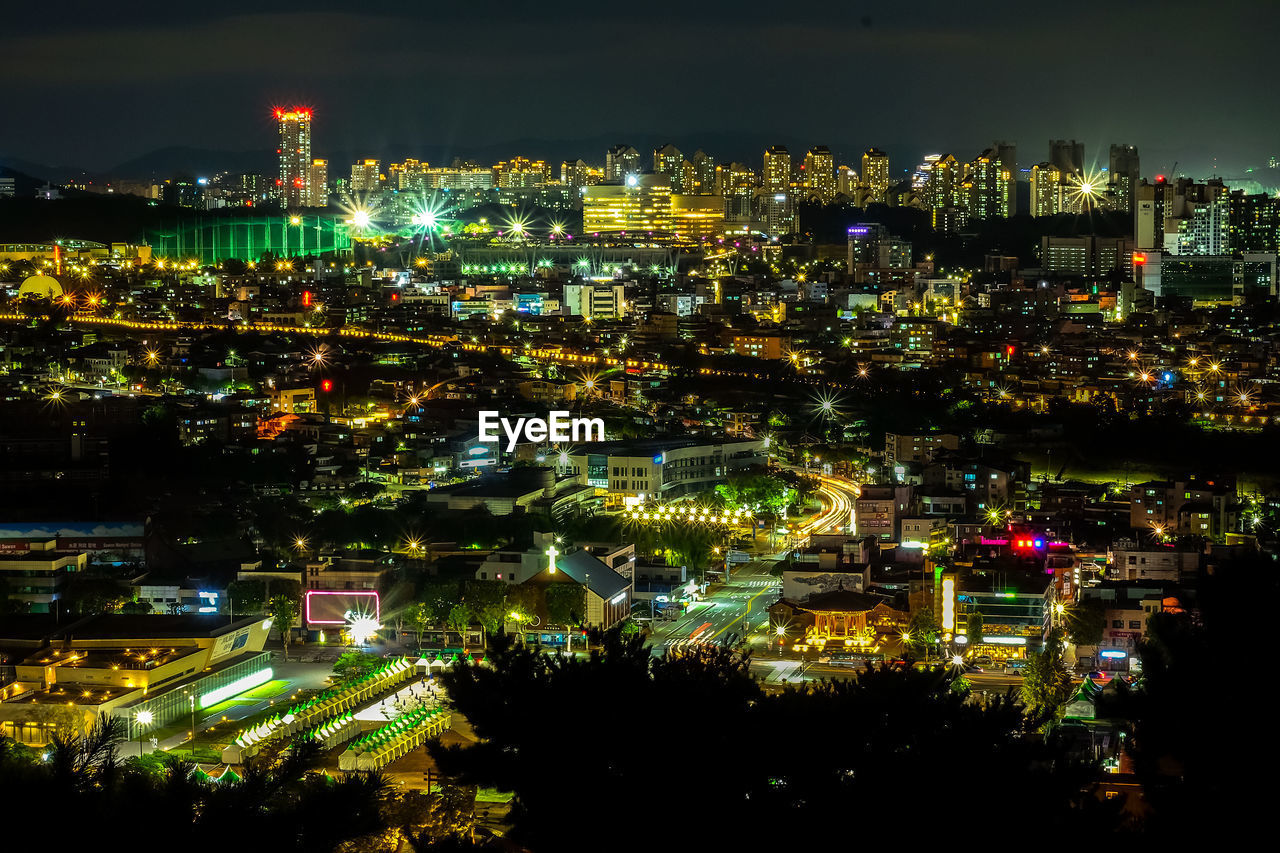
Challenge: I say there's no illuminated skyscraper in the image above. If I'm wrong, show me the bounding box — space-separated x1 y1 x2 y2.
803 146 836 203
861 148 890 204
305 159 328 207
275 106 313 210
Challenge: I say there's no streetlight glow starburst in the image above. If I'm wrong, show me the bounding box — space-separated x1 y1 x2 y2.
1067 167 1109 211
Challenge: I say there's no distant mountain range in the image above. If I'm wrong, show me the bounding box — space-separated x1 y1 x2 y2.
0 163 54 196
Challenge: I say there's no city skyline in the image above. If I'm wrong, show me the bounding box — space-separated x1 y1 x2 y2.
3 1 1279 177
1 4 1275 847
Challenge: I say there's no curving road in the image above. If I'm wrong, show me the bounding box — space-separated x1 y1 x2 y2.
794 473 860 544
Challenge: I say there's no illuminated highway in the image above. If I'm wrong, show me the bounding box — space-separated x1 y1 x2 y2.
644 474 862 658
793 472 860 543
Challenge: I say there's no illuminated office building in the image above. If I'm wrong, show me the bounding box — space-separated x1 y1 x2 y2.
274 106 313 209
670 194 726 242
582 174 673 234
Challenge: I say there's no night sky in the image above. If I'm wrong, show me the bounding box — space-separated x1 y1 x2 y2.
4 0 1277 181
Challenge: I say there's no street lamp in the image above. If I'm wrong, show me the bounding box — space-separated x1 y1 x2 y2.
134 709 153 757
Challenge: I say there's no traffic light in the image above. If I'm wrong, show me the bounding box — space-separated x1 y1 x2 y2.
321 379 333 392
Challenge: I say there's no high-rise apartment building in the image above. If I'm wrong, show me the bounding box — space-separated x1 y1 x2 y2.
966 146 1014 220
605 145 641 182
305 159 328 207
495 157 549 188
718 162 756 222
1030 163 1064 217
994 141 1017 215
653 144 683 187
916 154 961 211
1227 190 1280 253
1049 139 1084 176
390 158 428 191
1108 144 1140 214
802 146 836 203
691 150 716 195
861 148 890 205
763 145 791 193
762 146 795 236
1177 200 1230 255
349 159 381 193
561 159 592 189
275 106 313 209
838 165 858 198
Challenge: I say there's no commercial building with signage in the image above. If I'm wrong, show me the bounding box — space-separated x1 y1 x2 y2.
0 614 272 744
561 437 765 500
